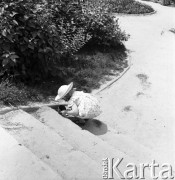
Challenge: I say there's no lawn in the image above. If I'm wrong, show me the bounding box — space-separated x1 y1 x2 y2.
109 0 154 14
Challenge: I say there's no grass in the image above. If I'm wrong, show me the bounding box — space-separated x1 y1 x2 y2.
142 0 175 6
109 0 154 14
0 80 45 107
0 45 128 107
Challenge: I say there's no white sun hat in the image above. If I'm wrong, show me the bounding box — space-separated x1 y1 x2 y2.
55 82 73 101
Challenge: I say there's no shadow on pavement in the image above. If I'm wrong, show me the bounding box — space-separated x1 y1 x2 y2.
55 109 108 136
81 119 108 136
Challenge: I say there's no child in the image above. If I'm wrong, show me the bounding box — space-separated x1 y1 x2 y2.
55 82 102 119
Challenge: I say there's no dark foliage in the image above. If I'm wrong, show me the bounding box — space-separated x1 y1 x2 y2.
0 0 128 83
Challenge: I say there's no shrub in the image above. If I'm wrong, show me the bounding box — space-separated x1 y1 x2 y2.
0 0 90 82
0 0 128 83
80 0 129 48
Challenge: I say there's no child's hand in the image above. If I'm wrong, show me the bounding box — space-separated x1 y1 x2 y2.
66 106 72 111
61 110 68 116
65 103 79 117
60 103 78 117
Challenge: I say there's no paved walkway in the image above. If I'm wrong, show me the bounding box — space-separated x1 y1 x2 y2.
98 1 175 165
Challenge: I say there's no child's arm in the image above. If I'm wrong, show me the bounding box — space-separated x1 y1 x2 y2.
57 101 69 106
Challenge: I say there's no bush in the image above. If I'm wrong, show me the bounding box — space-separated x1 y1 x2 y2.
0 0 128 83
109 0 154 14
80 0 129 48
0 0 90 82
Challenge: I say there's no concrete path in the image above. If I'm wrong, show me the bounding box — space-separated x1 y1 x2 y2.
0 107 155 180
0 110 102 180
0 126 61 180
97 1 175 165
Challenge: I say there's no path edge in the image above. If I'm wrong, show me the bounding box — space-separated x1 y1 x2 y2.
112 10 157 17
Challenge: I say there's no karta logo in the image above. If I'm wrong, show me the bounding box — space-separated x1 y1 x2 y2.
102 158 174 179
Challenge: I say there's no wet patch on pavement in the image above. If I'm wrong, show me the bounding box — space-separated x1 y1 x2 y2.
123 105 132 112
136 73 151 90
136 92 145 97
136 73 148 83
135 91 151 99
169 28 175 34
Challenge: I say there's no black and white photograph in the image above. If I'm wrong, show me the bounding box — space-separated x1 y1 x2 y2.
0 0 174 179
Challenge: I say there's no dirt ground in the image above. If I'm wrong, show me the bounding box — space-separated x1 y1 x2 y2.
97 1 175 165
